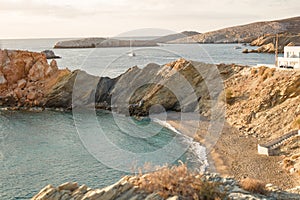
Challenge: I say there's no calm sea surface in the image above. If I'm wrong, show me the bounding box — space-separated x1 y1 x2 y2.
0 38 276 199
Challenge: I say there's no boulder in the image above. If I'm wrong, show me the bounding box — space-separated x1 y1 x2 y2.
41 50 61 59
58 182 78 191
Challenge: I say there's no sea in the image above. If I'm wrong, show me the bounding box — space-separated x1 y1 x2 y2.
0 38 276 199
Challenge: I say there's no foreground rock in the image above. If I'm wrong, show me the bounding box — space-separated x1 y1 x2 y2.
32 172 300 200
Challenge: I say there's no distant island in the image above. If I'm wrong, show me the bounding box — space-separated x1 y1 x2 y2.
53 16 300 55
53 31 200 48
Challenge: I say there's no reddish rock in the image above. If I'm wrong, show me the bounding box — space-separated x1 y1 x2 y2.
14 88 23 99
28 60 47 81
27 91 37 100
17 79 27 89
2 60 26 84
0 49 70 108
50 59 58 70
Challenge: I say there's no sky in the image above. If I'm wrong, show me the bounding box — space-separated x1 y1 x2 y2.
0 0 299 39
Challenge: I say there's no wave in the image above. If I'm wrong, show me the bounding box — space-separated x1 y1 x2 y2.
152 118 208 172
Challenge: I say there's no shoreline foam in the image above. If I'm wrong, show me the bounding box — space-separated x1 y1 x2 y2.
152 118 208 172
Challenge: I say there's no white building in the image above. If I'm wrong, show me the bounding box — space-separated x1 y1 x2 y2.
278 46 300 69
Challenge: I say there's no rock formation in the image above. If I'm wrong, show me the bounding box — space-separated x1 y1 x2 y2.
0 49 70 108
242 33 300 54
43 58 244 116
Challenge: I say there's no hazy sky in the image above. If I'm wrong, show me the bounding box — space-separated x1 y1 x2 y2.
0 0 299 39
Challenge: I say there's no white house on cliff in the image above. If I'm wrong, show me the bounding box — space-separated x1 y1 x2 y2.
278 46 300 69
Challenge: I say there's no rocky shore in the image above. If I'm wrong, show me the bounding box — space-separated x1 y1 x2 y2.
242 33 300 54
32 169 300 200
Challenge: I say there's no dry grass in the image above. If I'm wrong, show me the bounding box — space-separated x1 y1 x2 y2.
130 164 227 200
292 117 300 129
223 89 235 105
239 178 267 195
256 66 275 81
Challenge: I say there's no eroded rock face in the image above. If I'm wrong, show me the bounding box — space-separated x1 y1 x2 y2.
225 66 300 140
0 49 70 108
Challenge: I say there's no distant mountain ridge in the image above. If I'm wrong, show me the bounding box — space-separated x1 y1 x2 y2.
153 31 200 43
170 16 300 44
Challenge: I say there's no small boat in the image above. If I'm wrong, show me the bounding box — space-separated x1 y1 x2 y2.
128 40 136 57
234 46 242 49
128 51 136 57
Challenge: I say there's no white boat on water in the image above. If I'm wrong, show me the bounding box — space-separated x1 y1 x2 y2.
128 51 136 57
128 40 136 57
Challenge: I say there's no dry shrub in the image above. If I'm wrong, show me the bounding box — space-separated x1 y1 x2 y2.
224 89 235 105
291 153 300 160
251 68 258 75
130 164 226 200
258 67 267 76
292 117 300 129
283 158 295 169
257 67 275 81
239 178 267 195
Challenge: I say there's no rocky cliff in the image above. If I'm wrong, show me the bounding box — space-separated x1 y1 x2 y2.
225 66 300 140
43 59 244 116
170 16 300 44
242 33 300 54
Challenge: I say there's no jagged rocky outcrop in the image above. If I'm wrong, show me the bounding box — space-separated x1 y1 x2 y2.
170 16 300 44
43 58 244 116
54 38 158 48
243 33 300 54
0 49 70 108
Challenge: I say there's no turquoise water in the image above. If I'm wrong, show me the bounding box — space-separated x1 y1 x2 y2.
0 110 205 199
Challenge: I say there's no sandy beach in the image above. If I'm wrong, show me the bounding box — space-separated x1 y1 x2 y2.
167 115 300 190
